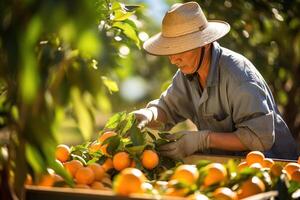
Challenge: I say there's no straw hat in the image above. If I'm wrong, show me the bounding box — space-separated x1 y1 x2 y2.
143 2 230 56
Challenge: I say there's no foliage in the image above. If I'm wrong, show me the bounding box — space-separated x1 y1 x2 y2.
0 0 142 198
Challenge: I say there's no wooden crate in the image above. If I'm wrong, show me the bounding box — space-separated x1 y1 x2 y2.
25 185 278 200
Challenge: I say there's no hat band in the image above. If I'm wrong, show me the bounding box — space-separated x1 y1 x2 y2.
162 23 208 38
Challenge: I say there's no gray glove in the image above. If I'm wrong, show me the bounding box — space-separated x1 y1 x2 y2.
132 107 157 129
158 130 211 159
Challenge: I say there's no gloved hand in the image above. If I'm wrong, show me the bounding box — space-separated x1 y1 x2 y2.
132 107 157 129
158 130 211 159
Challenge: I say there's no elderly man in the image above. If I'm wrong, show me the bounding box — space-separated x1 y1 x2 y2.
134 2 298 160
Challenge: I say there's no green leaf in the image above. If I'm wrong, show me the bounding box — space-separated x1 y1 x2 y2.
129 125 146 146
226 159 239 174
101 135 119 146
145 130 157 142
111 2 123 10
126 145 146 155
96 92 112 114
71 87 93 140
113 10 133 21
154 138 170 147
118 113 135 136
25 143 46 174
71 142 90 153
49 160 74 186
77 30 101 58
87 157 100 165
112 21 140 48
288 181 300 194
106 136 121 155
196 160 211 170
101 76 119 94
104 111 126 130
20 16 42 103
124 5 141 12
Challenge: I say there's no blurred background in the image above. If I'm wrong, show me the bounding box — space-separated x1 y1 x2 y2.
1 0 300 197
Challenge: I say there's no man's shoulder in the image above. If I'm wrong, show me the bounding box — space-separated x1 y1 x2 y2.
218 46 256 83
219 47 248 69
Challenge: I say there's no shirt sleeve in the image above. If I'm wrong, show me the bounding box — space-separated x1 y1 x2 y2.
147 71 195 130
230 81 275 151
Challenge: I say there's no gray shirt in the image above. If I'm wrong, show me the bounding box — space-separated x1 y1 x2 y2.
148 42 298 160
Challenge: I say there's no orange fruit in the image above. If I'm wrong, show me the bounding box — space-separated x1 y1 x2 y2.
102 158 114 172
25 174 33 185
38 173 62 187
164 187 189 197
290 169 300 183
55 144 70 163
64 160 83 177
113 168 146 196
203 163 227 187
246 151 265 166
113 151 131 171
283 162 300 177
91 181 105 190
98 131 117 155
171 164 199 185
237 176 265 199
213 187 238 200
270 164 283 177
88 163 105 181
298 156 300 164
98 131 117 143
75 167 95 185
262 158 274 168
89 142 102 153
237 161 248 171
141 150 159 170
165 179 189 197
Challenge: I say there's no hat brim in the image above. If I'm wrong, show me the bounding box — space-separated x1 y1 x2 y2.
143 20 230 56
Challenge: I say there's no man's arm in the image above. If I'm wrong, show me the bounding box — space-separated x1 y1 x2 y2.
208 131 248 151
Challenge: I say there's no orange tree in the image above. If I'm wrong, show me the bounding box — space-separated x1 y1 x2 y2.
0 0 142 198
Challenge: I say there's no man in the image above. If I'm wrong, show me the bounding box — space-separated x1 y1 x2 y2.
134 2 298 160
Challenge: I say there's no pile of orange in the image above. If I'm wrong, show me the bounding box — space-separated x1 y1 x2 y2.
27 136 300 200
30 144 112 190
89 131 160 172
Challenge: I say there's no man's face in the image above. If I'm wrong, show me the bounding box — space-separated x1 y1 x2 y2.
168 47 202 74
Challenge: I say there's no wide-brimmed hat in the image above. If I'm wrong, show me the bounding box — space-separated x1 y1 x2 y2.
143 2 230 56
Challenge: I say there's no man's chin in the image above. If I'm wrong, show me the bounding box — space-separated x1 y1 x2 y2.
180 69 195 75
